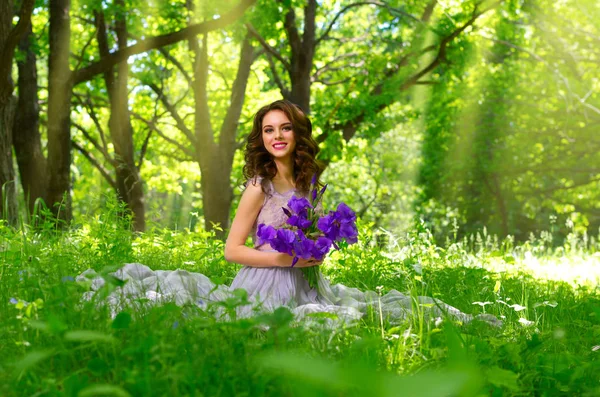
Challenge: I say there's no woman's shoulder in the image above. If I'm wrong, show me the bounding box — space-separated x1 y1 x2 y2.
247 175 263 186
246 175 273 197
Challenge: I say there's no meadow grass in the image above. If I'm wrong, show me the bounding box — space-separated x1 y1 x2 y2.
1 207 599 396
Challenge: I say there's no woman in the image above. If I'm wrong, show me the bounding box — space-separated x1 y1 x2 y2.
221 99 498 325
79 99 500 326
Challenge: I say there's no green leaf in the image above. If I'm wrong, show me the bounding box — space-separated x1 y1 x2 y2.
78 384 131 397
64 330 116 343
485 366 520 390
111 312 132 329
13 349 55 376
259 351 481 397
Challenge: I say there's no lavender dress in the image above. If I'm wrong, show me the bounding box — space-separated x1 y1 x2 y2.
77 179 501 326
228 179 355 319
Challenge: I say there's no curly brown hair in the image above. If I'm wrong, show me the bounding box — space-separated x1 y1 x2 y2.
243 99 323 194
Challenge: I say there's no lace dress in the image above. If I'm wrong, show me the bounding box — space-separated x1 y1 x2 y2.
77 179 501 327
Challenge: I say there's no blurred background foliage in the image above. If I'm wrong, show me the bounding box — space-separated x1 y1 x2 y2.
3 0 599 242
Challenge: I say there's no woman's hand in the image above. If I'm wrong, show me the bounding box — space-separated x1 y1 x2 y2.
274 253 322 268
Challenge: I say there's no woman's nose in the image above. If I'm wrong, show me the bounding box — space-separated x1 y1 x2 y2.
275 128 283 138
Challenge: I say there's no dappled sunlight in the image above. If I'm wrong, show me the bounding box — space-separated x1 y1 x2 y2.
2 0 600 395
484 251 600 288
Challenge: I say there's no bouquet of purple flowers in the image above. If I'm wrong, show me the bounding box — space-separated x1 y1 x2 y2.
256 177 358 292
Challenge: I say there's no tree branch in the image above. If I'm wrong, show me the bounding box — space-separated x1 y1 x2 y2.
303 0 317 53
71 0 256 85
72 122 115 167
73 31 96 71
245 23 292 72
0 0 35 101
315 1 423 46
209 65 232 91
71 140 117 190
131 111 196 159
265 51 290 97
137 127 153 170
319 1 497 144
73 93 110 154
219 34 254 151
146 82 196 145
314 76 354 86
192 32 215 152
157 46 193 87
282 4 301 59
532 176 600 195
313 52 361 80
158 150 194 163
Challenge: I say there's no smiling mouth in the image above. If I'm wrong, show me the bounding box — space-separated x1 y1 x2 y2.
273 143 287 150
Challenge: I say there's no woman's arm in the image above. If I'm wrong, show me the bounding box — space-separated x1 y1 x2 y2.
224 181 320 268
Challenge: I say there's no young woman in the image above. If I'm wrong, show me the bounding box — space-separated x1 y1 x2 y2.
79 99 500 326
223 100 347 316
221 99 500 325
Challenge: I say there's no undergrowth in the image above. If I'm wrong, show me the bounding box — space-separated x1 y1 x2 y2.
1 203 599 396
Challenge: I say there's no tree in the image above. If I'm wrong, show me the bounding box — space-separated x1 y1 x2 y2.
90 3 146 231
0 0 35 225
417 0 600 240
10 0 256 228
135 1 257 237
46 0 73 223
248 0 499 163
13 21 44 220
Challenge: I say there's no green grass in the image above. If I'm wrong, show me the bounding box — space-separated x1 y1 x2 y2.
1 210 599 396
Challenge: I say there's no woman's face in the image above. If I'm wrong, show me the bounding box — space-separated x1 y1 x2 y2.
261 110 296 160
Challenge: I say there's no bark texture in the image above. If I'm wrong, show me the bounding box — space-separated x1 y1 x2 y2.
97 5 146 232
13 25 46 218
191 35 254 238
47 0 73 222
0 0 35 225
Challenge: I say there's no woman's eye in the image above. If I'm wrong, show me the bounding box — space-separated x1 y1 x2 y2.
283 126 292 131
264 129 273 133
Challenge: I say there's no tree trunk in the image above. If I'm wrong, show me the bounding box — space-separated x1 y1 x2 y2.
283 0 316 113
0 99 17 225
192 34 254 238
99 4 146 232
200 155 234 236
0 0 19 225
47 0 73 223
13 25 46 218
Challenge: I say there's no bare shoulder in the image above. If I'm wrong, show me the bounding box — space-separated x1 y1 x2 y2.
239 179 265 207
228 180 265 242
245 178 264 195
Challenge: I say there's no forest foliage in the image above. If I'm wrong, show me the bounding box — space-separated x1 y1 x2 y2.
0 0 598 241
1 2 600 395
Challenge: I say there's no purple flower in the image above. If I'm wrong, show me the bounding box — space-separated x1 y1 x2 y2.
336 202 356 224
291 256 300 267
257 224 277 245
294 230 315 259
288 196 312 214
282 207 292 218
339 222 358 244
61 275 75 283
9 297 17 305
270 229 296 256
319 184 328 197
312 237 332 261
317 213 340 241
287 215 313 229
